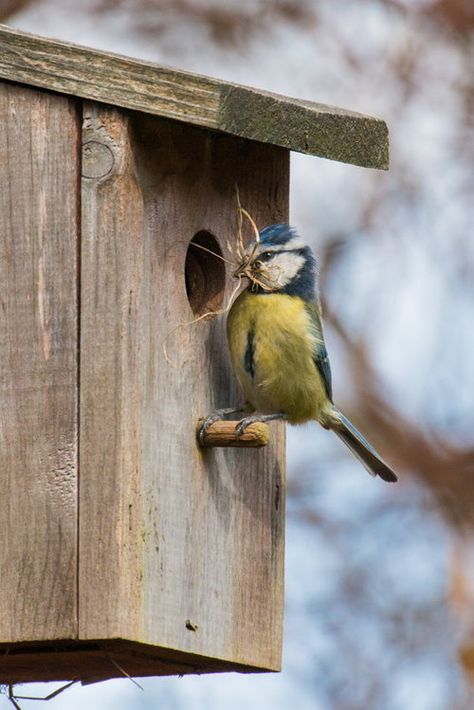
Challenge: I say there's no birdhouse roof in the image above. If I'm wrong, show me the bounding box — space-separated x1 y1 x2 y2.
0 24 388 169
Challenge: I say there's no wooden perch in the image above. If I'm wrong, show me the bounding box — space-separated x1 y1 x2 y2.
198 420 270 448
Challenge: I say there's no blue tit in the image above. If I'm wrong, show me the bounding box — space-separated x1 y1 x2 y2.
200 223 397 483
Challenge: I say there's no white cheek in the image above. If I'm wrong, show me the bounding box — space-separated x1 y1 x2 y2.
269 254 305 286
284 237 306 250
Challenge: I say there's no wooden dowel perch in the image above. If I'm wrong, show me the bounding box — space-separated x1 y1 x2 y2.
198 420 270 448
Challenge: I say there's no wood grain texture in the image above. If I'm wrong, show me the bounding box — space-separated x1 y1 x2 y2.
0 24 388 169
198 420 270 447
79 103 288 671
0 82 79 642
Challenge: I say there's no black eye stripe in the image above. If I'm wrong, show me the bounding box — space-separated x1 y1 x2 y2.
257 248 306 261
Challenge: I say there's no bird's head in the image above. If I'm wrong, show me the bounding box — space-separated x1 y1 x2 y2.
234 223 316 298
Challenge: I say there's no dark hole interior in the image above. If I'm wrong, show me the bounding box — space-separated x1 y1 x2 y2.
185 232 226 316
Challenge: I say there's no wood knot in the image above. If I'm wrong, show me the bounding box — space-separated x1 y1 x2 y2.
82 140 114 178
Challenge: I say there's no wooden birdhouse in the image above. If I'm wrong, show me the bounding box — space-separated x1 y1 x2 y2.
0 25 388 684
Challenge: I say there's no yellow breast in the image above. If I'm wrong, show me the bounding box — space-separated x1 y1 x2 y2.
226 290 328 423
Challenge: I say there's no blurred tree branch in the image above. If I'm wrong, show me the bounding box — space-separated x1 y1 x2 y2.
0 0 30 22
320 240 474 529
94 0 316 45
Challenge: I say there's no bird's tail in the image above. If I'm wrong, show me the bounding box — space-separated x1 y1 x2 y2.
327 409 398 483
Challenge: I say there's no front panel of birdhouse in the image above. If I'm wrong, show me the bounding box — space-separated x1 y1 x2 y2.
1 84 288 682
79 103 288 673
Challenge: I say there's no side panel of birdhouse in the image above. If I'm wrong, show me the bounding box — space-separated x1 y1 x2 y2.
0 83 79 641
79 103 288 671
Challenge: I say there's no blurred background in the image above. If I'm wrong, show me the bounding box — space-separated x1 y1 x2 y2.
1 1 473 708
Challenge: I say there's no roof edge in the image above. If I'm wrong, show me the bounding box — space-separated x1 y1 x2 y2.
0 24 389 169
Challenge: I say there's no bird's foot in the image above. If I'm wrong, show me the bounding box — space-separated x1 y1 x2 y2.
235 413 287 438
198 407 246 445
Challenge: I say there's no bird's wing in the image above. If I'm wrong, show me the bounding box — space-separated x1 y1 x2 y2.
304 301 333 403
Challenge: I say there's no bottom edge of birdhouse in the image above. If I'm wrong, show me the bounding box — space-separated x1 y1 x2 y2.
0 638 278 685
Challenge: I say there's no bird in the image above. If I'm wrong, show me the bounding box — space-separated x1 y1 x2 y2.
199 223 397 483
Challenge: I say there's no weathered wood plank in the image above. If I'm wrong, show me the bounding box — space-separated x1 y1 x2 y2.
0 639 257 684
79 103 287 671
0 24 388 169
0 82 79 642
79 105 146 642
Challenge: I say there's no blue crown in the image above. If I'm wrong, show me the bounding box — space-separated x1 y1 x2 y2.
259 223 296 246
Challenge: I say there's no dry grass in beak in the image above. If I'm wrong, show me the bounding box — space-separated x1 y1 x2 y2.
162 188 262 367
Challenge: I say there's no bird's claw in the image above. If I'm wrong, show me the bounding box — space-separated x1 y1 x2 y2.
199 408 244 445
198 412 223 445
235 416 259 438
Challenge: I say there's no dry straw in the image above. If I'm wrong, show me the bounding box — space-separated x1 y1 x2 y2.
162 188 260 367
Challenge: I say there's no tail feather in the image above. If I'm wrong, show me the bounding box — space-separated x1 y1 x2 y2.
329 411 398 483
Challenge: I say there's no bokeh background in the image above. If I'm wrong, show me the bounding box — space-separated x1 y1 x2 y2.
1 1 473 708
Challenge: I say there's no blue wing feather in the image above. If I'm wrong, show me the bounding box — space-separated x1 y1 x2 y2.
304 301 333 402
314 342 333 403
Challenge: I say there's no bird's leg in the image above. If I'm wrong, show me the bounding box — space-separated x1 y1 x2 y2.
198 405 249 445
235 413 287 438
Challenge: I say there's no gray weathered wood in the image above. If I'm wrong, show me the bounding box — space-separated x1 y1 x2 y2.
0 82 79 642
0 24 388 169
79 103 287 671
